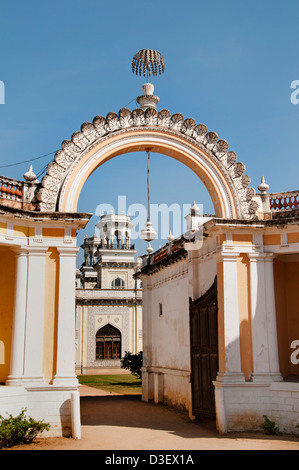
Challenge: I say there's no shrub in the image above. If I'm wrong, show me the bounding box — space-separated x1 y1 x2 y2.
259 415 279 435
0 408 50 448
121 351 143 379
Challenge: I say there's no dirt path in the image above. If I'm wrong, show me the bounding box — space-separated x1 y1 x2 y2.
8 385 299 451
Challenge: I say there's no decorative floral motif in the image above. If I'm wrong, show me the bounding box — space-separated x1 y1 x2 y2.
119 108 132 128
132 108 145 126
157 109 171 127
145 108 158 125
93 115 107 136
182 118 196 136
106 112 120 132
169 113 183 131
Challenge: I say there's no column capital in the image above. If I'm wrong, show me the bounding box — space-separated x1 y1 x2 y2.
26 246 49 255
248 251 267 261
248 252 274 262
214 249 240 262
57 246 79 256
11 246 28 256
12 246 48 256
264 252 275 262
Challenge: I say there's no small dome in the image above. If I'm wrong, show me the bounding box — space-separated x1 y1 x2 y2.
23 165 38 182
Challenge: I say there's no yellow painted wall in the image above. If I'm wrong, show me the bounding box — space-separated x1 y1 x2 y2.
287 233 299 244
13 225 29 237
43 228 65 238
0 247 16 383
42 248 59 382
263 234 280 245
232 234 253 245
237 254 253 380
274 258 299 378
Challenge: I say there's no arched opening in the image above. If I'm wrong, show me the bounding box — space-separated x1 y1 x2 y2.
95 324 121 360
58 132 237 218
76 151 214 263
111 277 125 289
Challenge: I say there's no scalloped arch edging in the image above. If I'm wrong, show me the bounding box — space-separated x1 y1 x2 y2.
36 107 258 219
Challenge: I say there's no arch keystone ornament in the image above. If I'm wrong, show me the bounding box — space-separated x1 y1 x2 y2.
36 51 258 220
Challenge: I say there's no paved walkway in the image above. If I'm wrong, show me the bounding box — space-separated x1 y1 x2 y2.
10 384 299 450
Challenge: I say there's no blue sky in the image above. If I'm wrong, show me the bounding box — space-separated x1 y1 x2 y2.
1 0 299 264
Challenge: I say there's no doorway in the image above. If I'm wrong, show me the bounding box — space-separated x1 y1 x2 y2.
189 278 218 419
95 324 121 360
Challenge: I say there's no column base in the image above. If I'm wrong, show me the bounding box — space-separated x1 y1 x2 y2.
52 375 79 388
6 375 47 387
6 375 24 387
216 371 245 384
251 372 283 383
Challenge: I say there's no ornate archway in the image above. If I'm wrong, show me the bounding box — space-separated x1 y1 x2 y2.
36 107 257 219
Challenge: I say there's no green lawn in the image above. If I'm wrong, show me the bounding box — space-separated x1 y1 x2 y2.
78 374 142 395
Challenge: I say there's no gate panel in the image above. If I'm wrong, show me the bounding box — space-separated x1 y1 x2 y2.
189 278 218 418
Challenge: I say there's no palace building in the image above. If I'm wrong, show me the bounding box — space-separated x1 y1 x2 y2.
75 212 142 373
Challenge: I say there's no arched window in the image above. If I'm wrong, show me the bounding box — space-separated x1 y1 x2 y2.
96 324 121 360
111 277 125 289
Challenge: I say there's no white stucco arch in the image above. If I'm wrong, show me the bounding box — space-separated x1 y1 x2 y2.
36 107 258 219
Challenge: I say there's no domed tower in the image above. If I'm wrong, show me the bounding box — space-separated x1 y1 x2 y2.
96 211 133 250
94 212 137 289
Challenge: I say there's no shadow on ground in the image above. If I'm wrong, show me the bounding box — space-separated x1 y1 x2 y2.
80 394 298 444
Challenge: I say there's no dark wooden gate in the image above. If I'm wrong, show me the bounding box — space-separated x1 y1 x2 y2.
189 277 218 419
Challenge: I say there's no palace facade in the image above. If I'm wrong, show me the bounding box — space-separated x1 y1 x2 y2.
75 212 142 373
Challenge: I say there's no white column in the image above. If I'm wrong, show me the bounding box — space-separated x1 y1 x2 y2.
264 255 282 380
215 251 245 383
22 246 48 386
6 248 28 386
53 247 79 387
249 253 282 382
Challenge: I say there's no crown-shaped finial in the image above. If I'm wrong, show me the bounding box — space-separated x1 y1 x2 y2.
132 49 165 82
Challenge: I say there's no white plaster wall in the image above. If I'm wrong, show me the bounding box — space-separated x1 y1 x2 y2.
163 371 192 411
0 387 76 437
197 257 217 299
218 382 299 434
0 386 27 418
151 274 190 371
141 261 193 413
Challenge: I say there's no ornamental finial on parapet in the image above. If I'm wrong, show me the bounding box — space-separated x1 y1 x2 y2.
132 49 165 111
258 176 270 194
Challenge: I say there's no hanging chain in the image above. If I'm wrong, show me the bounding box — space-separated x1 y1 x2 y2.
146 150 150 221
